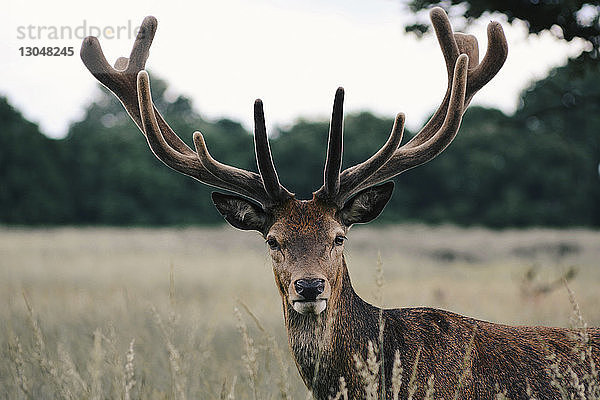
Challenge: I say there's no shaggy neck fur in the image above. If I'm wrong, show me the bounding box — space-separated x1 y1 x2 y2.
282 256 382 398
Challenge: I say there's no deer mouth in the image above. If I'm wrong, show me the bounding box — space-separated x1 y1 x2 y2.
292 299 327 315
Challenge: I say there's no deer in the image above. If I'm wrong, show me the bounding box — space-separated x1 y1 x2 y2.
80 8 599 399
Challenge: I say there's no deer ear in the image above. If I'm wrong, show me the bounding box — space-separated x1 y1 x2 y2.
339 182 394 226
212 192 269 233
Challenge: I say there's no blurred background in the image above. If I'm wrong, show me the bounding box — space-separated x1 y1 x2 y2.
2 0 599 227
1 1 600 398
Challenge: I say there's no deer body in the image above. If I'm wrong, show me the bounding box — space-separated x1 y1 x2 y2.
289 268 600 399
80 9 599 399
276 201 600 399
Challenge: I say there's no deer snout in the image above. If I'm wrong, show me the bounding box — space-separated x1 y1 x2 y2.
290 278 328 315
294 278 325 301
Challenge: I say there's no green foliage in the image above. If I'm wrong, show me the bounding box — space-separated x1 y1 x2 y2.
391 56 599 227
62 74 256 225
1 60 598 227
405 0 600 58
514 56 600 225
0 98 71 224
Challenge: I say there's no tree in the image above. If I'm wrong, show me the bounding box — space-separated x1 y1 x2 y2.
0 97 72 224
63 73 255 225
405 0 600 58
513 56 600 225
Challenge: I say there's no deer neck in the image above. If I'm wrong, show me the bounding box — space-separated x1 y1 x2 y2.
283 256 381 397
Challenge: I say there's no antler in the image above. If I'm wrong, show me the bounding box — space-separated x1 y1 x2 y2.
80 17 292 208
315 7 508 206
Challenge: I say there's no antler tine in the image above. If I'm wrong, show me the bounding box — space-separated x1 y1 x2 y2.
468 21 509 95
254 100 293 202
192 132 271 204
137 71 199 173
80 16 192 156
404 7 507 150
334 113 405 204
80 17 154 130
315 87 345 200
126 17 156 73
356 54 469 192
137 71 271 204
454 33 479 69
430 7 460 77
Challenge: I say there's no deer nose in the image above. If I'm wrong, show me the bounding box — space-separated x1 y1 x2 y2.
294 278 325 301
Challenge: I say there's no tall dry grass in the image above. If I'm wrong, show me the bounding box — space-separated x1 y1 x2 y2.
1 225 599 398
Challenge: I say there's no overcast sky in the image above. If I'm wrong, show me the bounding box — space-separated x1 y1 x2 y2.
2 0 588 138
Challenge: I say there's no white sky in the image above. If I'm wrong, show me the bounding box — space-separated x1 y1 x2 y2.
1 0 588 138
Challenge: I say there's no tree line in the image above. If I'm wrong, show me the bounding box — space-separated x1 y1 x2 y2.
1 57 598 227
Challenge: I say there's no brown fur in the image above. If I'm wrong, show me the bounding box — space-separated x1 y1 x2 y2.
268 200 600 400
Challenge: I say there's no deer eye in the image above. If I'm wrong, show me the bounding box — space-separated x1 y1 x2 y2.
266 237 280 250
334 235 347 246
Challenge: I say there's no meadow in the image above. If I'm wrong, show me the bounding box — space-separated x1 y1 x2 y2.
1 225 599 399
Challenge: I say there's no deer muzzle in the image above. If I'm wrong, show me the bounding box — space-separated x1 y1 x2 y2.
290 278 328 315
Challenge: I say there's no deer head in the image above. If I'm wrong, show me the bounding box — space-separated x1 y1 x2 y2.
80 7 507 319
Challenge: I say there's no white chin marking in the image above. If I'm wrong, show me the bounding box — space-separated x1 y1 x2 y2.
292 299 327 315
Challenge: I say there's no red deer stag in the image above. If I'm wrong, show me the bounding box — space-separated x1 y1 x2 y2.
81 9 599 399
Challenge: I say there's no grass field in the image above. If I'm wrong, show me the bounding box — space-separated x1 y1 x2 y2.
1 225 599 399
